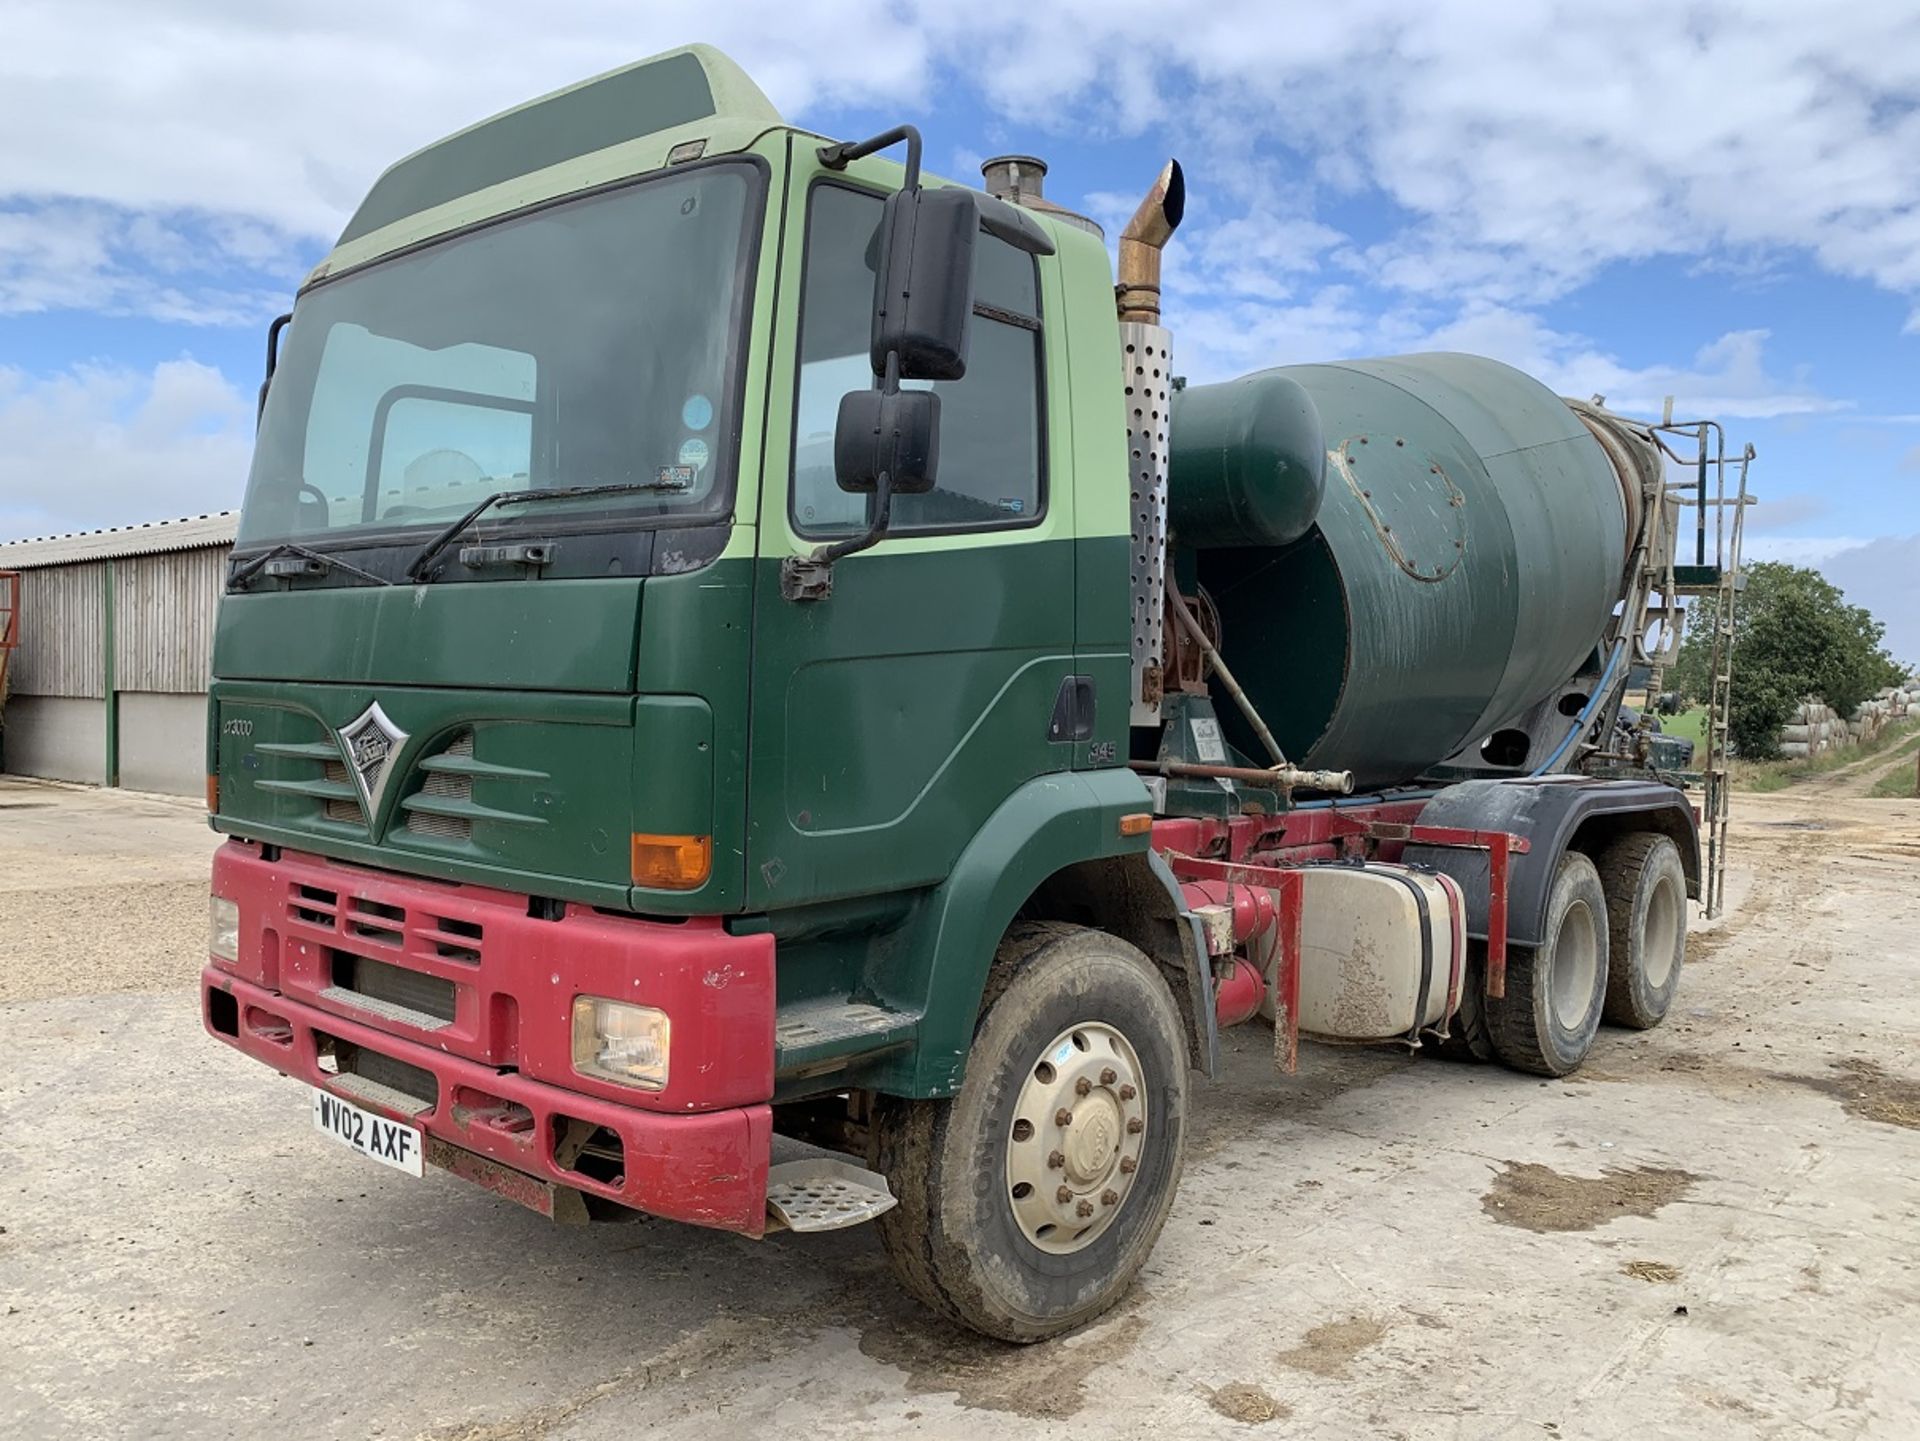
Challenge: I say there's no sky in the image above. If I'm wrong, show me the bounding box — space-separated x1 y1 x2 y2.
2 1 1917 660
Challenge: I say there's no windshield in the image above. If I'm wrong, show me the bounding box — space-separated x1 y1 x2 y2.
237 161 761 550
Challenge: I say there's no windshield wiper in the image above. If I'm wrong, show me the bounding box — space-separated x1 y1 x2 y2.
402 480 690 583
229 541 393 590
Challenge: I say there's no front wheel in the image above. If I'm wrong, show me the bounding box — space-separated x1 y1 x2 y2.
871 922 1189 1342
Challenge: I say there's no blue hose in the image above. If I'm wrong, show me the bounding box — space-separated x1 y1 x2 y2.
1290 786 1438 812
1529 641 1625 777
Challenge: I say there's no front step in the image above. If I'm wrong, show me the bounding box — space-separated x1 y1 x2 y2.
773 996 919 1078
764 1158 898 1232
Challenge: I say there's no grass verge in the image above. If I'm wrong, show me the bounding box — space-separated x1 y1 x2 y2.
1734 716 1920 793
1662 705 1708 749
1865 731 1920 800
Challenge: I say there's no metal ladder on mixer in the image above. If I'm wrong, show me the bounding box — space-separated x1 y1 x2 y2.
1650 419 1754 921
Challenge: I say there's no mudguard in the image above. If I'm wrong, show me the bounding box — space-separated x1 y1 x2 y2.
873 768 1162 1097
1402 777 1699 948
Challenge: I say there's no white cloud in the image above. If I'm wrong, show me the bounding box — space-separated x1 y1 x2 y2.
1168 285 1377 379
2 2 1916 317
1818 534 1920 665
1166 292 1842 424
1420 317 1845 421
913 1 1920 307
0 359 254 537
0 1 1914 539
0 3 934 238
1745 535 1874 566
0 202 297 324
1741 493 1832 534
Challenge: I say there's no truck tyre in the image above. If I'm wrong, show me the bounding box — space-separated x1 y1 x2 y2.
871 921 1188 1343
1433 941 1495 1062
1485 851 1608 1077
1597 833 1686 1029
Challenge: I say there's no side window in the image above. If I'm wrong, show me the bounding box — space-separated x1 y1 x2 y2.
793 185 1044 535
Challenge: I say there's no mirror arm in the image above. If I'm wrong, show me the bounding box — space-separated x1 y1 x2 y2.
780 471 895 603
818 125 923 189
782 351 906 602
816 472 896 567
256 312 292 424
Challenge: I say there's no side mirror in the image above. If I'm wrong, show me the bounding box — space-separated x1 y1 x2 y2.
835 387 940 496
783 125 980 601
870 187 977 382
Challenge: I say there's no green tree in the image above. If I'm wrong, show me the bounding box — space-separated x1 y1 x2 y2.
1672 562 1906 759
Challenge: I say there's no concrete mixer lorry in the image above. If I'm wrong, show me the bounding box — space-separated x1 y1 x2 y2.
200 45 1754 1341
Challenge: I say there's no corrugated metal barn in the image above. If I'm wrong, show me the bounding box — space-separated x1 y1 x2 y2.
0 513 235 797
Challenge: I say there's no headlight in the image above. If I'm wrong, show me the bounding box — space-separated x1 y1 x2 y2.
209 895 240 963
571 997 670 1090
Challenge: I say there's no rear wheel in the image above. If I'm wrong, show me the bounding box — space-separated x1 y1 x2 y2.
1598 833 1687 1029
1486 851 1609 1077
872 922 1189 1342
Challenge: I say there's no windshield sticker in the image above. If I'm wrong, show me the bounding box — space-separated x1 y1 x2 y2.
677 437 711 471
681 394 713 430
998 497 1025 514
655 464 695 488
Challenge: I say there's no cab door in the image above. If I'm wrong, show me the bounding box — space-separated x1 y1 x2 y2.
744 150 1078 910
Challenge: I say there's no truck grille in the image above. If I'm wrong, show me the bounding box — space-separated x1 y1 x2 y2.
321 760 365 826
404 732 474 842
318 1030 440 1112
328 952 458 1027
284 877 485 966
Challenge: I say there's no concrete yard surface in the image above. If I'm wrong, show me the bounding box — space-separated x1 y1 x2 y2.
2 764 1917 1440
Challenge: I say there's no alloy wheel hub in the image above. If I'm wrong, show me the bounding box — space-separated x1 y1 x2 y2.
1005 1022 1147 1254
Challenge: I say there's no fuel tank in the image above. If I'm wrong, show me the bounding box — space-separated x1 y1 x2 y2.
1172 353 1641 788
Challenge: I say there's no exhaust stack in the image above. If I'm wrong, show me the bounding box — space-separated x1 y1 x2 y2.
980 154 1106 237
1119 159 1185 732
1116 160 1185 325
981 154 1048 205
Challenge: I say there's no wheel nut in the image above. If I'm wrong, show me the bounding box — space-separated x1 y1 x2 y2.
1076 1199 1095 1218
1119 1084 1137 1101
1057 1185 1074 1204
1101 1189 1120 1207
1075 1077 1092 1097
1047 1150 1066 1170
1127 1117 1144 1134
1055 1108 1073 1127
1119 1156 1137 1174
1100 1068 1117 1085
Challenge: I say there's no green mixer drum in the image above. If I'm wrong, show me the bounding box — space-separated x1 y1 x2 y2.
1166 371 1325 548
1183 353 1631 787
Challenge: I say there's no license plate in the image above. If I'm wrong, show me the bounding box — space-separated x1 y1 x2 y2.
311 1088 425 1178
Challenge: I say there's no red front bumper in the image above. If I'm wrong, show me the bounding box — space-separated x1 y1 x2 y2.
202 841 776 1235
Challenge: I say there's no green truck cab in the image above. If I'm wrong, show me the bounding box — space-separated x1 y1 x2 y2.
203 44 1735 1341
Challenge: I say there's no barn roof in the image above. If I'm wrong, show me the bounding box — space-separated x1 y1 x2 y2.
0 512 238 569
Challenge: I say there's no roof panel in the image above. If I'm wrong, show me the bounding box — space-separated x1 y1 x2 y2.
0 512 238 569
